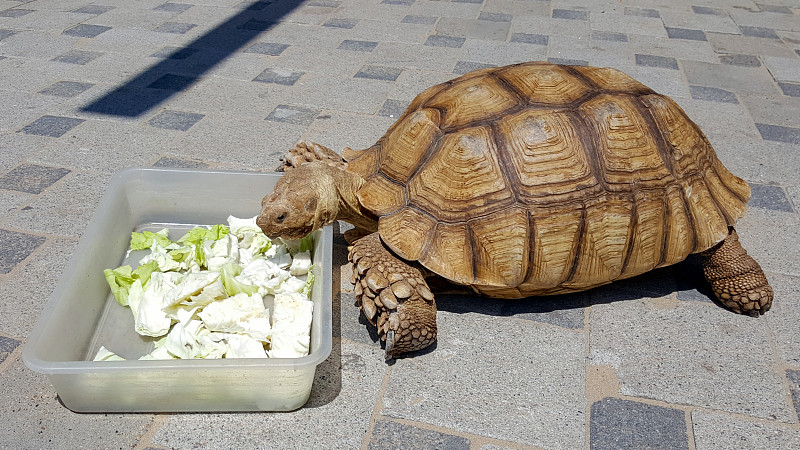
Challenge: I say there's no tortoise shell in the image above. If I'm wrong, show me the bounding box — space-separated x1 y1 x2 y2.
343 62 751 298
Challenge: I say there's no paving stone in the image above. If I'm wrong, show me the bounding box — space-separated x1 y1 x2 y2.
499 292 588 329
779 82 800 97
718 53 761 67
453 60 496 74
739 25 780 39
150 46 199 59
756 123 800 144
0 9 33 18
368 420 470 449
253 68 305 86
0 228 45 274
0 335 21 363
387 70 457 102
152 156 210 169
478 11 511 22
234 0 272 10
0 29 18 41
323 17 359 29
19 115 85 138
62 23 111 38
635 54 679 70
307 0 342 6
590 13 666 38
154 2 193 13
51 49 104 65
378 98 410 118
666 27 707 41
151 342 386 448
348 19 432 45
146 73 197 90
37 81 94 98
401 14 437 25
590 398 688 450
682 61 778 94
424 35 465 48
266 104 320 126
355 65 403 81
152 21 197 34
762 56 800 83
457 38 548 66
741 92 800 129
762 273 800 367
659 9 740 34
436 17 510 41
382 0 415 5
338 39 379 52
452 0 483 3
789 370 800 421
548 57 589 66
243 42 289 56
0 164 70 195
510 32 548 45
757 3 793 14
589 300 795 421
72 5 115 15
299 110 391 165
382 313 586 447
237 18 277 31
690 85 738 103
692 410 800 450
592 31 628 42
748 183 794 212
146 110 205 131
707 32 798 59
691 5 726 16
624 7 660 18
552 9 589 20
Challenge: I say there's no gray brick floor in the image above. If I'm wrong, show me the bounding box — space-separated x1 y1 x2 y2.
1 0 799 448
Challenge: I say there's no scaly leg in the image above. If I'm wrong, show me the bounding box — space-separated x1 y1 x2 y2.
700 227 773 316
348 233 437 359
278 140 346 172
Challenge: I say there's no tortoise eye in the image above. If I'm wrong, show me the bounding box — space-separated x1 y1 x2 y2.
275 213 287 223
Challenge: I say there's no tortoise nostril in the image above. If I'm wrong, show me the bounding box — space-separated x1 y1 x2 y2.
275 212 287 223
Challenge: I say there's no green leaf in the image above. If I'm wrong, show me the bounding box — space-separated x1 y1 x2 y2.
219 262 259 297
130 229 172 251
132 261 159 287
104 265 135 306
207 224 229 241
302 265 314 298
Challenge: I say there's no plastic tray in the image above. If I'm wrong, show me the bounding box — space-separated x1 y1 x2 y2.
23 168 332 412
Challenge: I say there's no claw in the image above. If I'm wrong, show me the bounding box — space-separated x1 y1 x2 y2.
385 330 395 360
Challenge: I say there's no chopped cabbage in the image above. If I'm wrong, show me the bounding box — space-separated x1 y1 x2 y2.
98 216 315 361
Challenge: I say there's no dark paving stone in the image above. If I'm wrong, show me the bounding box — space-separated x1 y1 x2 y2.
146 110 205 131
237 18 277 31
62 24 111 38
0 9 33 18
253 68 304 85
154 2 193 13
0 229 46 274
38 81 94 98
757 3 792 14
378 99 410 118
0 29 18 41
244 42 289 56
690 85 738 104
674 255 715 303
756 123 800 145
0 335 21 363
453 60 496 75
146 73 197 90
20 115 85 138
355 65 403 82
666 27 706 41
478 11 512 22
624 7 660 18
382 0 415 5
553 9 589 20
590 398 689 450
592 31 628 42
548 57 589 66
691 5 726 16
787 370 800 422
500 292 588 329
153 22 197 34
51 50 103 65
451 0 483 3
739 25 780 39
265 104 319 126
153 156 210 169
635 54 679 70
748 183 794 212
368 420 470 449
718 53 761 67
402 15 437 25
307 0 342 6
0 164 70 194
338 39 379 52
150 46 199 60
510 32 548 45
424 35 465 48
779 82 800 97
73 5 115 15
323 18 359 29
234 0 271 10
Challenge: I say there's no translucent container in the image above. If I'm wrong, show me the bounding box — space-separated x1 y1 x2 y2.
23 168 332 412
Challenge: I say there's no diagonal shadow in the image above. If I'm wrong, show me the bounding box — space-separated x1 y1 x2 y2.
81 0 303 118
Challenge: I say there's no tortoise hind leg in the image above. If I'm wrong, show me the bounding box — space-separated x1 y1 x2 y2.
278 140 346 172
700 227 774 316
348 233 437 360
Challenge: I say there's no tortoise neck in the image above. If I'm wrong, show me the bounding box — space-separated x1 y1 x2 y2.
333 168 378 232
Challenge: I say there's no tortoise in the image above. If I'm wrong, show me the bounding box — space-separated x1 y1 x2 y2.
256 62 773 359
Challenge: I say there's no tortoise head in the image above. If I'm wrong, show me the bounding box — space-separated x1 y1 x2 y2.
257 163 339 240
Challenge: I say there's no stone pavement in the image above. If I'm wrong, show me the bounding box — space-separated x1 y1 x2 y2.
1 0 800 448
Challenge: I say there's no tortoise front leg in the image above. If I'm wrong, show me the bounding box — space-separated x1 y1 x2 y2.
348 232 437 360
278 140 346 172
700 227 774 316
